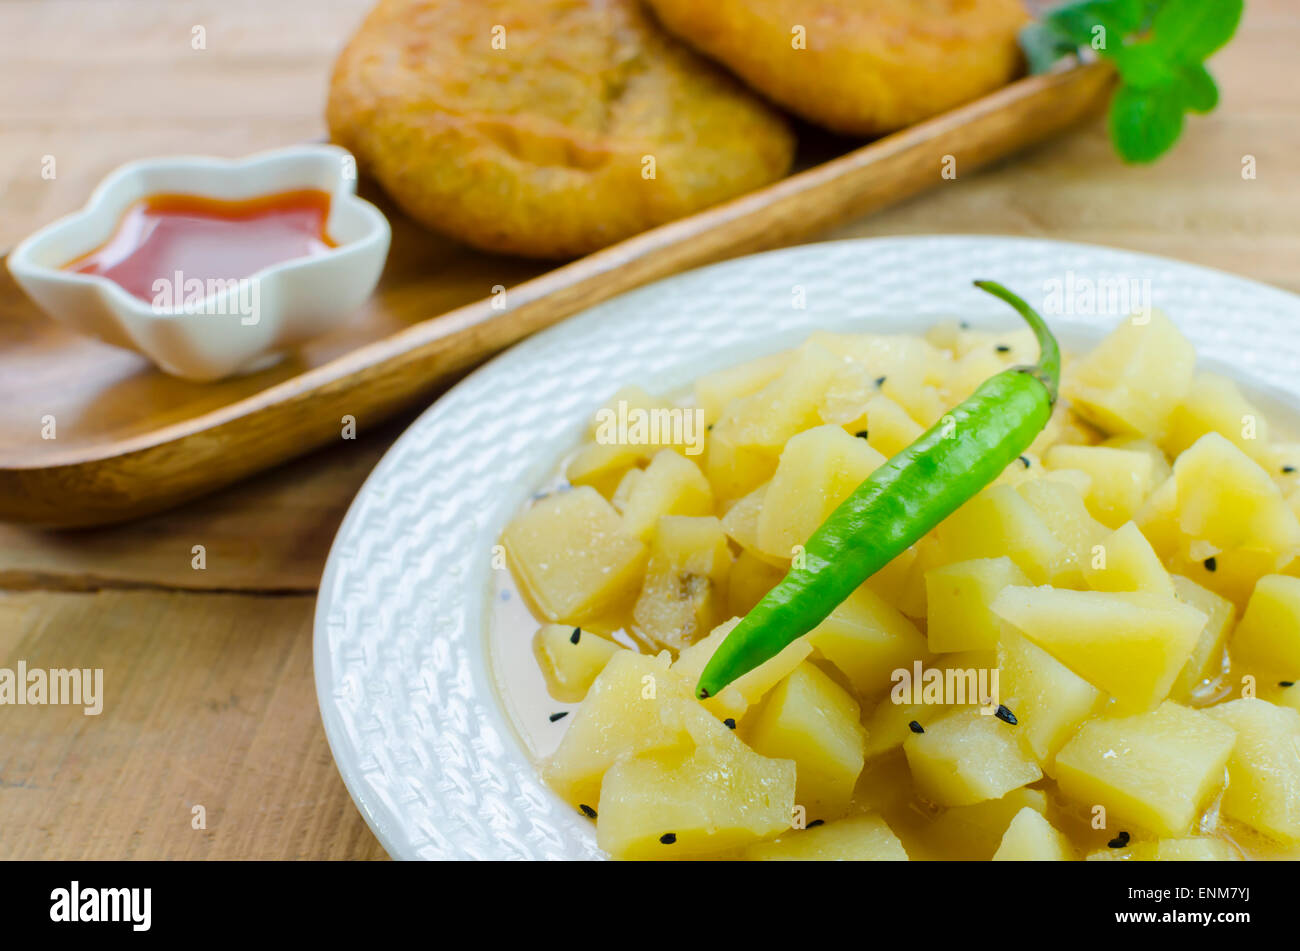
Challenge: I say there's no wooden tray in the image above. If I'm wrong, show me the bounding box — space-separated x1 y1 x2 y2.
0 62 1113 528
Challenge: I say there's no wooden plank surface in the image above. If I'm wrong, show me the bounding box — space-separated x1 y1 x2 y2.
0 0 1296 860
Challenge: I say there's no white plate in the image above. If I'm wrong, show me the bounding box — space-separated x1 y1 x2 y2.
313 236 1300 860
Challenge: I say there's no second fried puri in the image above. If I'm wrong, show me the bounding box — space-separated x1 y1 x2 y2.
327 0 796 259
643 0 1030 137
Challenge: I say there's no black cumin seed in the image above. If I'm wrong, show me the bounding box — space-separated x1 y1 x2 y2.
960 321 971 330
995 704 1018 725
570 627 581 644
1108 831 1131 848
723 718 737 729
875 375 887 386
579 804 597 819
549 711 568 722
1281 681 1295 688
807 819 825 828
996 344 1011 354
855 430 870 439
707 423 714 431
698 688 710 699
908 720 925 734
1284 465 1296 474
1203 556 1217 572
660 832 677 845
1019 455 1031 468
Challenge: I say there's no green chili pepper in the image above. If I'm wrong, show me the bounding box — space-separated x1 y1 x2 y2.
695 280 1060 700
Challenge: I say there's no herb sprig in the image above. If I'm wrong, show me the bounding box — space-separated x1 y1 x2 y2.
1021 0 1243 163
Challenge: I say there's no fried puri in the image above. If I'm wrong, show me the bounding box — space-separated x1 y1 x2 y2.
642 0 1029 137
326 0 796 259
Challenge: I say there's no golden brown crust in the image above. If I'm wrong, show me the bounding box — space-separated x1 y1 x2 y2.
642 0 1029 136
327 0 796 259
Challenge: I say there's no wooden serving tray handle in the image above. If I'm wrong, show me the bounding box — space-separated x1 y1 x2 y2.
0 62 1113 528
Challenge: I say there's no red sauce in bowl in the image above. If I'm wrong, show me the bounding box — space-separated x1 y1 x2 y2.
64 189 336 303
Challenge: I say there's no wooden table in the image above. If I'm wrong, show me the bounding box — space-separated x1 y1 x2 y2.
1 0 1296 860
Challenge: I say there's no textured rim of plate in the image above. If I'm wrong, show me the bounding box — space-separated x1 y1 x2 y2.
313 235 1300 861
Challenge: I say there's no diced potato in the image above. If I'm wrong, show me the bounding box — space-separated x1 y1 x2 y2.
543 651 702 807
933 484 1066 585
991 451 1042 489
860 393 924 458
1170 547 1291 613
596 733 796 860
992 586 1204 711
504 487 646 622
565 441 642 498
718 482 772 558
952 327 1039 363
817 358 877 428
727 549 785 617
704 426 779 501
894 536 947 619
1205 698 1300 843
744 813 908 860
921 788 1047 861
886 380 947 428
1161 371 1271 463
713 343 842 457
1272 681 1300 713
1083 521 1174 597
1154 837 1241 861
672 617 811 722
610 467 642 514
1045 445 1156 528
534 623 625 703
1169 575 1234 701
620 449 712 542
1061 310 1195 438
805 331 938 389
1269 442 1300 493
1134 474 1180 559
1039 467 1094 498
1085 842 1158 861
1101 435 1173 486
1231 574 1300 678
694 351 789 425
996 626 1104 770
944 348 1007 404
992 807 1075 861
1054 701 1236 838
903 707 1042 807
585 384 674 438
632 516 732 651
747 662 866 819
860 545 919 613
755 424 885 559
1017 478 1108 587
925 557 1030 653
861 697 967 760
1173 434 1300 556
807 586 930 698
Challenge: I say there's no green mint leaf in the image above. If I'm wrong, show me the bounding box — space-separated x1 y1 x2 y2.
1019 21 1080 74
1111 41 1178 88
1177 62 1219 112
1151 0 1243 62
1047 0 1145 50
1109 82 1185 162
